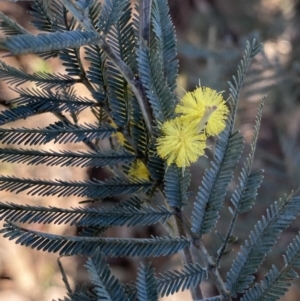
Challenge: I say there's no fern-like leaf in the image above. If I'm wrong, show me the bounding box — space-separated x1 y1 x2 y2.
58 285 97 301
216 98 265 263
136 263 158 301
0 222 191 257
151 0 178 93
125 262 206 299
0 121 116 145
8 87 97 113
137 42 175 124
226 194 300 296
0 148 135 168
147 143 165 182
106 2 136 127
191 39 263 237
85 248 129 301
164 164 191 209
0 198 172 227
0 105 49 125
1 30 99 55
0 11 29 36
0 60 77 89
284 232 300 268
158 263 206 297
0 176 153 198
191 130 244 235
98 0 127 34
29 0 55 33
227 39 262 127
240 265 297 301
230 97 265 214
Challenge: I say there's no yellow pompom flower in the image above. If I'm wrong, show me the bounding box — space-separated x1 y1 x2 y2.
128 160 150 181
109 119 125 146
175 87 229 136
156 117 207 170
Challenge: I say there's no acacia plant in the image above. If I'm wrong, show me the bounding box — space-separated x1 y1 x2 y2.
0 0 299 301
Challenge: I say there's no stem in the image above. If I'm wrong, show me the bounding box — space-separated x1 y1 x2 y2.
193 238 232 301
176 212 203 300
175 212 232 300
59 0 153 136
216 212 238 266
57 256 72 294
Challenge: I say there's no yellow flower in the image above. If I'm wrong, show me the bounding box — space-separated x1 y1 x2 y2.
109 119 125 146
156 117 207 170
128 160 150 181
175 87 228 136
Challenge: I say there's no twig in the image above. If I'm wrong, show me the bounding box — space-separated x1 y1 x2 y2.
176 212 204 300
175 211 232 300
193 238 232 301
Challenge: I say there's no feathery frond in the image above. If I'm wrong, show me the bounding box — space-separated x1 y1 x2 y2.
0 60 77 89
98 0 128 34
216 97 265 263
0 121 116 145
147 144 165 182
191 39 262 237
0 11 29 36
230 97 265 214
85 248 129 301
1 30 100 55
136 263 158 301
0 176 153 198
125 262 206 299
227 39 262 128
7 87 97 114
164 164 191 209
0 222 191 257
106 3 135 127
158 263 206 297
284 232 300 267
0 148 135 168
151 0 178 93
58 286 97 301
137 42 175 124
226 194 300 296
191 130 244 235
0 105 49 125
87 0 102 31
240 265 297 301
0 198 172 227
29 0 55 33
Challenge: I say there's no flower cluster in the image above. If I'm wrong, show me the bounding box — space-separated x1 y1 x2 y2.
156 86 228 170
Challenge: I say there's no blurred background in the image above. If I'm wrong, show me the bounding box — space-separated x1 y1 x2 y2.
0 0 300 300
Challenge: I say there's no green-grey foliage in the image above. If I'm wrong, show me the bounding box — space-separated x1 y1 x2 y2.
0 1 298 301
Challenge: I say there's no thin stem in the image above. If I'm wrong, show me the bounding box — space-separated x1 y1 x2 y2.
216 212 238 266
174 211 232 300
193 238 232 301
176 212 203 300
59 0 153 136
57 256 72 294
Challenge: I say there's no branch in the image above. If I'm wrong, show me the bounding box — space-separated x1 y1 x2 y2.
175 212 231 301
193 238 232 301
